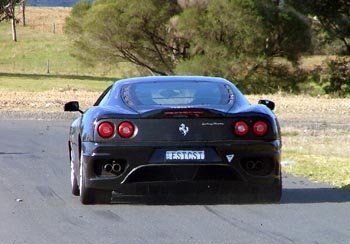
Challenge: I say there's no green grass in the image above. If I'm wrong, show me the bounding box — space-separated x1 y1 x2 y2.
283 150 350 189
0 73 114 92
0 22 137 77
282 124 350 188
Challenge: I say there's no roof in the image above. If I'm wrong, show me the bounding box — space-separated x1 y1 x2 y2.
114 76 232 86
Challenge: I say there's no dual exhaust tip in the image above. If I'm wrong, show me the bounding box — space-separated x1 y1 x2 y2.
104 162 122 175
246 160 263 171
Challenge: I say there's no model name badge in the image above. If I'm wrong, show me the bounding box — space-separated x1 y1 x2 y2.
166 150 205 160
202 122 224 126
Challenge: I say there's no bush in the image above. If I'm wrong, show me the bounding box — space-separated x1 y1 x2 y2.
237 62 309 94
321 57 350 97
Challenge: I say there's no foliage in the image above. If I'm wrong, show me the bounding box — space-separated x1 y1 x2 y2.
65 0 184 75
321 57 350 97
175 0 266 79
242 63 311 94
309 19 345 55
289 0 350 54
175 0 312 93
0 0 14 21
0 0 23 21
65 0 312 83
256 0 312 62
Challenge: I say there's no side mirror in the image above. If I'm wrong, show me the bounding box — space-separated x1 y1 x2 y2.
64 101 83 113
258 99 275 111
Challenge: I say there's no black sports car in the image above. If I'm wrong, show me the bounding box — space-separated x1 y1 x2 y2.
64 76 282 204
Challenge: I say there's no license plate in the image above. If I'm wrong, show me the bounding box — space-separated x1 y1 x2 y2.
165 150 205 160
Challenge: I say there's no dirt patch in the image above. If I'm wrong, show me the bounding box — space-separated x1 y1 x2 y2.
248 94 350 129
18 7 71 34
0 90 99 120
1 91 350 124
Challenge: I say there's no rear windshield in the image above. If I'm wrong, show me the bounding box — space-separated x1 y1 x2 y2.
122 81 232 106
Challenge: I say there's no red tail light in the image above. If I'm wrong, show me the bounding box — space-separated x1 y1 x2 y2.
234 121 249 136
98 122 115 138
118 121 135 138
253 121 268 136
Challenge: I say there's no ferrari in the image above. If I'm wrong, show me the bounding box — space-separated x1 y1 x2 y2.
64 76 282 204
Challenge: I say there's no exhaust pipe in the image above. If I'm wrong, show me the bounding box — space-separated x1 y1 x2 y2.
112 163 122 174
255 161 263 170
246 161 256 170
104 164 113 173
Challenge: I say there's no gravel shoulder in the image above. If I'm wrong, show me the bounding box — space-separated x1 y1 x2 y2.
0 90 99 120
1 91 350 126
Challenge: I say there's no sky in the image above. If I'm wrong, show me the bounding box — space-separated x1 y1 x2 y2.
27 0 78 7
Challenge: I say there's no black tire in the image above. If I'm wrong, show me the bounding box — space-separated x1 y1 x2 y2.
253 175 282 203
71 173 80 196
273 168 283 202
79 151 94 204
271 177 282 202
70 149 80 196
266 174 282 203
79 149 111 205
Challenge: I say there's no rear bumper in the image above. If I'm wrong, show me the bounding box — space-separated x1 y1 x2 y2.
81 140 281 195
110 181 281 204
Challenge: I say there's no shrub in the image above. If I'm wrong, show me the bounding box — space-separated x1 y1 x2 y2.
237 62 309 94
321 57 350 97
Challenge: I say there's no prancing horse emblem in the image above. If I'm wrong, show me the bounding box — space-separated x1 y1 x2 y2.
179 123 189 136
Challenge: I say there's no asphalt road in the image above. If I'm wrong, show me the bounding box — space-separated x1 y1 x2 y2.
0 120 350 244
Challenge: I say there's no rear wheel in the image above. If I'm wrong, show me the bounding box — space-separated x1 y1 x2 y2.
263 173 282 203
79 151 94 204
70 145 80 196
270 177 282 202
252 173 282 203
274 172 283 202
70 153 80 196
79 149 111 205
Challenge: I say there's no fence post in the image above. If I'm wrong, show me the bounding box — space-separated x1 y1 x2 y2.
47 60 50 74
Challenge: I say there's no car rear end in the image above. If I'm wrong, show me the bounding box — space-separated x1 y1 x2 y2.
81 77 282 203
82 110 281 203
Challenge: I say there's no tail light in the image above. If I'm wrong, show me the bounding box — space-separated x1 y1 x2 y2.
234 121 249 136
253 121 268 136
118 121 135 138
98 122 115 138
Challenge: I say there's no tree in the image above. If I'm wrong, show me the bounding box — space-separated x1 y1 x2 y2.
65 0 187 75
0 0 26 41
174 0 312 93
288 0 350 54
256 0 312 62
175 0 266 77
65 0 312 93
321 57 350 96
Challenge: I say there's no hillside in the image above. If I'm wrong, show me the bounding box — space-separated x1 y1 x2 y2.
0 7 139 77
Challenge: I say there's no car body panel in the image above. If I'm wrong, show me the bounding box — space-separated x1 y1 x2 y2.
66 76 282 204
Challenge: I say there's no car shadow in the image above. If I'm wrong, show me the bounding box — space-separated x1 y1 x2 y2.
110 187 350 205
281 187 350 204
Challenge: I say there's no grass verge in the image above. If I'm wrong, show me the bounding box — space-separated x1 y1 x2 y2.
0 73 114 92
283 151 350 189
0 7 138 77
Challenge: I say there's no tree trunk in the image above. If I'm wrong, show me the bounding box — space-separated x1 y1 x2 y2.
340 38 350 55
11 7 17 42
22 0 26 26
